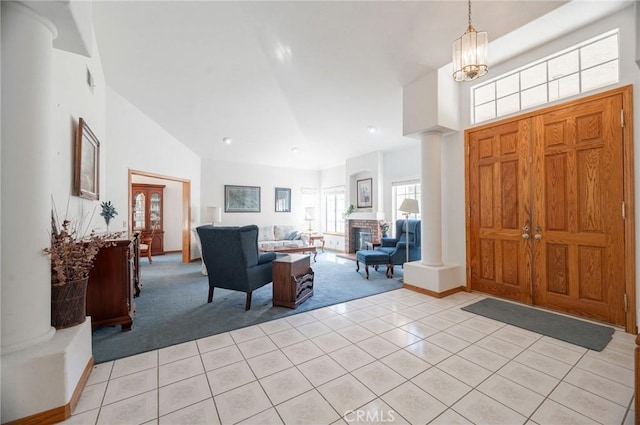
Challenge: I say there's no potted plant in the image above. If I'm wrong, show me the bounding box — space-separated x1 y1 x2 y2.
379 220 390 238
100 200 118 232
45 210 117 329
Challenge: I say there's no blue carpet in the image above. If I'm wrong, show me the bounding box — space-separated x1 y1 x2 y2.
91 252 403 363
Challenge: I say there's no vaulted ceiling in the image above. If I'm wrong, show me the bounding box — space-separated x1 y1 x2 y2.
93 1 575 170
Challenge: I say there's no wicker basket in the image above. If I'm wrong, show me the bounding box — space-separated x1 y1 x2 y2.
51 277 88 329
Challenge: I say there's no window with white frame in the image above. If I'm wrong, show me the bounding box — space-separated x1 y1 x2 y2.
392 180 421 233
472 29 619 124
323 186 345 234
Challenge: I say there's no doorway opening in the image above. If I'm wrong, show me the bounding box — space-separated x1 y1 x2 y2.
129 169 192 264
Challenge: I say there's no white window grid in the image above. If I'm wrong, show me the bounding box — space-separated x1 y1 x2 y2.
472 29 619 124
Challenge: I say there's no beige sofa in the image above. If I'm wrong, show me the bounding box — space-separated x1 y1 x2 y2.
258 225 306 250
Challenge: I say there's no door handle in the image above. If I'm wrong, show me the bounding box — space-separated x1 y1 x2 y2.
522 233 530 239
534 234 543 240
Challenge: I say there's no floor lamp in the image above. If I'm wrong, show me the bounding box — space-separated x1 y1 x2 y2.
398 199 419 264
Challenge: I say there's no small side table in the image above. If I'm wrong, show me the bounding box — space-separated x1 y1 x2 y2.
272 254 314 309
364 241 381 250
309 235 325 252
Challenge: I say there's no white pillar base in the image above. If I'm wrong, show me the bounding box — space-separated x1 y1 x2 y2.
403 262 465 297
1 319 93 423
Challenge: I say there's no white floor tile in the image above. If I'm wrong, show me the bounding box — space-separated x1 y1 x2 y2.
158 374 212 417
343 398 409 425
411 367 471 406
246 349 294 379
457 345 510 372
531 399 600 425
378 328 421 348
575 355 635 387
429 409 473 425
404 340 451 365
237 335 278 359
298 355 348 386
351 361 406 396
196 332 234 354
477 374 544 417
513 350 573 379
207 360 256 396
268 328 307 348
259 318 293 335
496 361 559 396
563 367 634 407
103 368 158 405
110 351 158 379
528 339 585 365
260 368 313 405
63 408 100 425
356 336 400 359
549 382 628 424
312 331 352 353
381 381 447 424
86 361 113 386
97 390 158 425
73 381 107 414
158 398 219 425
474 335 525 359
158 355 204 387
380 350 430 379
158 341 199 365
427 332 471 353
328 345 376 372
281 340 324 365
214 381 272 424
399 321 439 339
201 344 244 371
238 408 283 425
358 318 396 334
230 324 267 343
276 389 340 425
318 374 377 416
336 324 375 343
436 355 492 387
453 390 526 425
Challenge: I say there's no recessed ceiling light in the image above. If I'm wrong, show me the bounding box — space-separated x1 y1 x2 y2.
291 147 299 153
222 137 232 145
367 126 378 133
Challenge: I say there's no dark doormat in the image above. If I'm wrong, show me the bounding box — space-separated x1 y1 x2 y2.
461 298 615 351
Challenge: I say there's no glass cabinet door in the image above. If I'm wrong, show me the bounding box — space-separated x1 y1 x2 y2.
150 192 161 229
133 192 146 231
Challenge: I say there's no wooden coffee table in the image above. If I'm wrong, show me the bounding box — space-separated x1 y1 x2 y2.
260 245 317 262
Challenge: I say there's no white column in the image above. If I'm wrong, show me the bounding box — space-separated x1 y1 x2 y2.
420 131 443 266
1 1 56 353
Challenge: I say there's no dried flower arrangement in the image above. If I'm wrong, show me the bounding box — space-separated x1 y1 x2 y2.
45 207 121 284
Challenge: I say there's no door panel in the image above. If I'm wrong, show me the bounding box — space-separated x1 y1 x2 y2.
469 120 532 302
467 90 626 327
532 94 625 325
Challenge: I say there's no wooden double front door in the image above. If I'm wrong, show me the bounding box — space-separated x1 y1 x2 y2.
466 87 633 329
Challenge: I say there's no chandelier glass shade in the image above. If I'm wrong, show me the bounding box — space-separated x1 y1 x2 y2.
452 0 488 82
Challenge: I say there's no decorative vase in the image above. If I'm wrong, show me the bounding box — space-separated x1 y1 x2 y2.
382 232 388 238
51 277 88 329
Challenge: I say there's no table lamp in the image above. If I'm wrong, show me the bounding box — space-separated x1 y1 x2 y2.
207 206 222 226
398 199 419 264
305 207 315 233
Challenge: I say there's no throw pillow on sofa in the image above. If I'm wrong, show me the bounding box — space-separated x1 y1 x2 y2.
285 231 298 240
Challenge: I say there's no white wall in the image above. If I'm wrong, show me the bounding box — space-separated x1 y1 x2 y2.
200 159 320 230
105 87 202 258
51 33 107 230
382 144 421 221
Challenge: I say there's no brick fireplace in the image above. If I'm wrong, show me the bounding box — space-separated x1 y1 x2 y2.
345 219 381 253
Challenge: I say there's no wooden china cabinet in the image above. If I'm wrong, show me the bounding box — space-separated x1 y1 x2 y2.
132 183 165 256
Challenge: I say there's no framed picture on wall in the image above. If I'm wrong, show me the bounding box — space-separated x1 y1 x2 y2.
73 117 100 200
275 187 291 212
357 178 372 208
224 185 261 212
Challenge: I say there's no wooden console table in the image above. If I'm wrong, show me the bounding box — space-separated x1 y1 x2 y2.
272 254 314 309
87 235 139 331
308 235 325 252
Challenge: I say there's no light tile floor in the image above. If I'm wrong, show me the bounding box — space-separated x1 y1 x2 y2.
64 288 636 424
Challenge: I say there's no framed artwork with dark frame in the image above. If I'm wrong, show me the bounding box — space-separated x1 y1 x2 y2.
224 185 261 212
74 117 100 200
275 187 291 212
356 178 373 208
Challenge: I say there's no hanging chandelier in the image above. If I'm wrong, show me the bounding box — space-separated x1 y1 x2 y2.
452 0 488 82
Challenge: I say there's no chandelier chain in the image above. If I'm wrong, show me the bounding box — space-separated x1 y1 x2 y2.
468 0 472 27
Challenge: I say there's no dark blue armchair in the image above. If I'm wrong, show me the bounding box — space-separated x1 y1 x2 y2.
377 219 421 276
197 225 276 310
